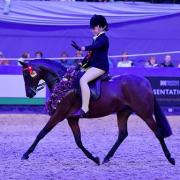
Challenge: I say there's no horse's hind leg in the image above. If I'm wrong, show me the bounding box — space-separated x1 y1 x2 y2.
102 109 132 164
148 117 175 165
129 88 175 165
141 115 175 165
67 118 100 165
22 112 64 160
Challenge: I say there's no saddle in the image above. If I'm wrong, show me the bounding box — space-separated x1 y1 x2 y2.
77 73 111 101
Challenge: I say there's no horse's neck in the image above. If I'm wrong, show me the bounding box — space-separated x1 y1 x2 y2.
42 68 68 92
46 82 55 93
42 74 58 93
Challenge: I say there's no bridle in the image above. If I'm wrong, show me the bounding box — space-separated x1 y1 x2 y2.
23 66 59 94
30 78 59 94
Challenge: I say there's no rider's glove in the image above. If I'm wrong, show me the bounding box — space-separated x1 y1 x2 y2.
71 41 81 51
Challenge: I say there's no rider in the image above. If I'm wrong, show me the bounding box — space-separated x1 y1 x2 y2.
71 14 109 118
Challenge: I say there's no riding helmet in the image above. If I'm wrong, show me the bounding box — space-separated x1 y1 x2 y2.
90 14 109 31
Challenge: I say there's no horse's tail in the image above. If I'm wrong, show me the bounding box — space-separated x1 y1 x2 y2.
154 96 172 138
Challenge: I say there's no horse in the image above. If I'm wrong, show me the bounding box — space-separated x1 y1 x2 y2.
19 59 175 165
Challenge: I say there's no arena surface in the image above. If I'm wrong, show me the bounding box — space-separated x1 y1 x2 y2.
0 114 179 180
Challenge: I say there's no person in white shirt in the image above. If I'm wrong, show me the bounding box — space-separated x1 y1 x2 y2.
117 52 133 68
0 51 9 65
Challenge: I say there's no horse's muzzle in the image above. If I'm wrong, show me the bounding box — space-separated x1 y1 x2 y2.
27 88 36 98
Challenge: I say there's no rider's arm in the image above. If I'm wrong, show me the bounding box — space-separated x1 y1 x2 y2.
82 36 108 51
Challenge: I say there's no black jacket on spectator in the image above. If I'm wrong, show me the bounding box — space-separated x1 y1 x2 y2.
84 33 109 73
161 62 174 67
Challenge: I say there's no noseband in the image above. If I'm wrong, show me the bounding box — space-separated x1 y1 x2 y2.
30 78 59 94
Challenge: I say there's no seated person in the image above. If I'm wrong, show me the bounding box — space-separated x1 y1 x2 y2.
35 51 43 59
0 51 9 66
18 52 30 65
144 56 158 68
117 52 133 67
161 54 174 67
74 50 83 65
60 51 73 68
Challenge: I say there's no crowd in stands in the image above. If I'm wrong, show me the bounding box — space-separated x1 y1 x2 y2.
116 52 180 67
0 50 180 68
11 0 179 3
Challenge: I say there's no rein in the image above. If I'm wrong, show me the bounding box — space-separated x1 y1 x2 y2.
31 78 59 94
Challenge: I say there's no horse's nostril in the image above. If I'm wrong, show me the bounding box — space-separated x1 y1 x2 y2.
29 93 35 98
26 90 36 98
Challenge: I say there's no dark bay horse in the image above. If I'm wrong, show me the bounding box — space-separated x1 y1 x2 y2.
19 59 175 165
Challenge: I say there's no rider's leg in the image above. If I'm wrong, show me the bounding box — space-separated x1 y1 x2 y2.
80 67 105 112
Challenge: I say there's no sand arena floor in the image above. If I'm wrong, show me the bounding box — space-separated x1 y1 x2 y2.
0 114 179 180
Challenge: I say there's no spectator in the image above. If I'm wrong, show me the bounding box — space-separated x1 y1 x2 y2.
144 56 158 68
74 50 83 65
60 51 72 68
18 52 30 65
35 51 43 59
161 54 174 67
0 51 9 66
117 52 133 67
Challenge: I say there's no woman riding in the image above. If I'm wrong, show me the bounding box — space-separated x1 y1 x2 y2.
71 14 109 118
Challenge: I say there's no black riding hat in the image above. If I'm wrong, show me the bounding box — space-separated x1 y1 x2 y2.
90 14 109 31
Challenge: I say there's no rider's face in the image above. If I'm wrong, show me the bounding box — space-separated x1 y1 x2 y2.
91 25 104 36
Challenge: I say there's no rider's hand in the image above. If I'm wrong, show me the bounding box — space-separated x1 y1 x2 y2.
71 41 81 51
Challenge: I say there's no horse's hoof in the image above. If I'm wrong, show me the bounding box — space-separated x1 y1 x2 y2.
94 157 100 166
102 158 109 164
169 157 175 165
21 154 29 160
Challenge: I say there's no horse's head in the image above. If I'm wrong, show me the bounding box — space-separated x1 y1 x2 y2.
19 61 43 98
19 59 67 98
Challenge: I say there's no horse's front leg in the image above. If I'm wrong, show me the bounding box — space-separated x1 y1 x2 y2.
103 110 131 164
67 118 100 165
22 110 66 160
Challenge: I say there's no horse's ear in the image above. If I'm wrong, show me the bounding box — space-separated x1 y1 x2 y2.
18 61 28 67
